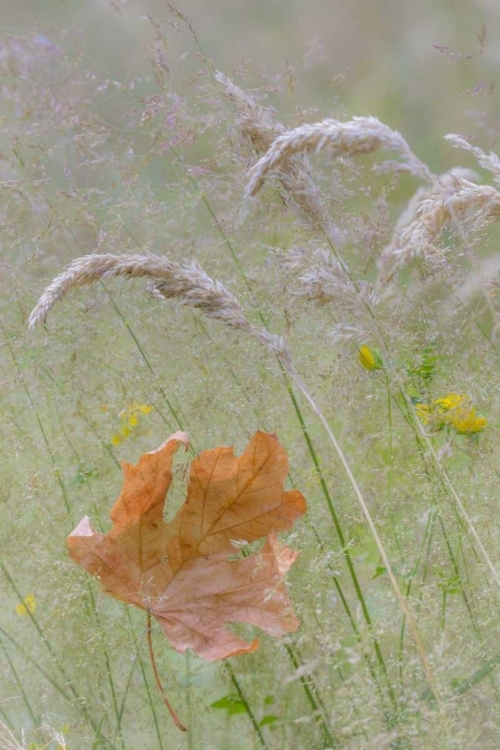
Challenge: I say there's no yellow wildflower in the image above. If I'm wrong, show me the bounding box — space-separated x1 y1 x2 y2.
15 593 36 617
135 404 153 415
434 393 464 410
432 394 469 429
414 403 431 424
110 404 153 445
417 392 487 435
433 393 465 416
452 410 488 434
358 345 383 371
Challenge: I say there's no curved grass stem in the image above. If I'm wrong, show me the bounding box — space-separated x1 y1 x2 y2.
285 366 441 706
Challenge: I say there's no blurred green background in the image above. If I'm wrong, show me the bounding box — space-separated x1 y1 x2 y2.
4 0 500 164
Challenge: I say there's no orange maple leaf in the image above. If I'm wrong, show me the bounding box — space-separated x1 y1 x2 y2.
67 431 307 662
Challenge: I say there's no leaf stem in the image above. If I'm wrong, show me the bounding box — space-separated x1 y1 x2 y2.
146 611 188 733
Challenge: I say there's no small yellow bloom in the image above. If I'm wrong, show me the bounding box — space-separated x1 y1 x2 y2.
452 411 487 434
125 404 152 415
414 403 431 424
417 392 487 435
15 594 36 617
433 393 465 414
110 404 153 445
358 345 383 371
433 394 468 427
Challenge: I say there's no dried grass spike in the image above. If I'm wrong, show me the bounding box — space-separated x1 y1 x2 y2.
246 115 433 198
28 253 248 331
377 168 480 285
215 70 284 152
0 721 23 750
445 133 500 185
217 71 341 239
393 183 500 265
28 252 292 365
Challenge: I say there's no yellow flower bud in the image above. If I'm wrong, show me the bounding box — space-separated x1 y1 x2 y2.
358 345 383 371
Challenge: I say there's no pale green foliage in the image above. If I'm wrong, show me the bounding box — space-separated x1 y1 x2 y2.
3 7 500 750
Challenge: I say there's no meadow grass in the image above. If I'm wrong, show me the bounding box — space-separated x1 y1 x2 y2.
2 10 500 750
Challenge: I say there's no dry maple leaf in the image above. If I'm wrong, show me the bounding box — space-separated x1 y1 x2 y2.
67 430 307 662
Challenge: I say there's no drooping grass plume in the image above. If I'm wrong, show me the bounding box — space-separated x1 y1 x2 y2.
280 244 380 329
445 133 500 185
28 252 290 362
216 71 340 239
377 167 480 285
215 70 283 153
30 253 249 333
388 180 500 267
245 115 433 199
0 721 23 750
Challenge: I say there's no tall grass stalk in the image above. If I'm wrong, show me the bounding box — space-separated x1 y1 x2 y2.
173 145 399 715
